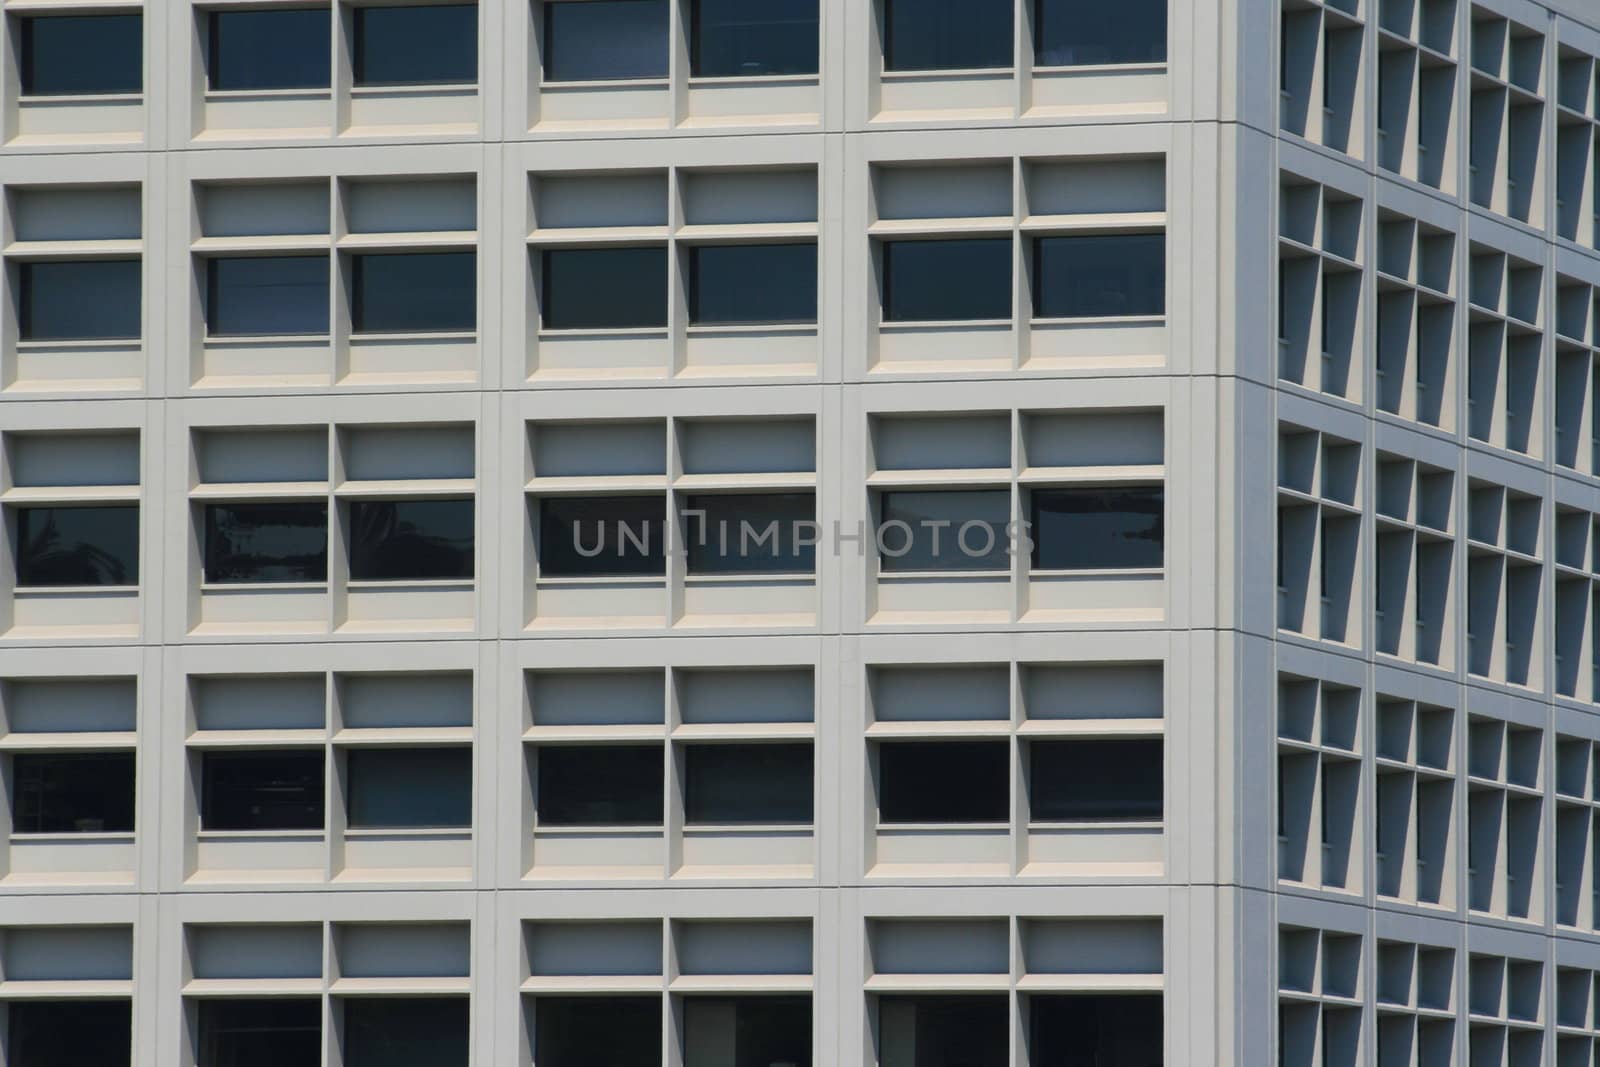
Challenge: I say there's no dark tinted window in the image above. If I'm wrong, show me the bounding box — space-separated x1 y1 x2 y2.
537 495 666 578
200 750 325 831
1029 738 1162 821
884 0 1012 72
13 752 135 833
1033 234 1165 319
353 5 477 86
540 247 667 330
351 252 476 333
691 0 818 76
19 260 140 341
685 743 813 824
1034 0 1168 66
688 243 817 325
203 502 328 584
535 997 661 1067
684 493 815 575
205 257 330 337
346 747 471 828
681 997 811 1066
197 999 321 1067
9 1000 131 1067
882 239 1012 322
16 505 139 587
348 498 474 581
343 997 469 1067
207 8 331 90
543 0 668 82
1027 994 1164 1066
878 741 1008 824
535 744 663 826
1029 486 1163 570
876 996 1008 1067
878 490 1010 572
20 15 141 96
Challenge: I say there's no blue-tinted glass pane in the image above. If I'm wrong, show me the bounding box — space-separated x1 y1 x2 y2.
691 0 818 76
544 0 668 82
1033 234 1164 318
13 752 135 833
201 751 324 831
16 506 138 587
347 748 471 828
20 15 142 95
353 5 477 85
1030 486 1163 570
208 8 331 90
344 999 468 1067
882 239 1012 322
351 252 476 333
203 502 328 583
879 490 1010 572
536 744 663 825
347 498 474 580
19 260 140 340
205 256 329 336
1030 738 1162 820
689 243 816 325
9 1002 131 1067
884 0 1012 72
540 247 667 330
537 495 666 577
1035 0 1167 65
684 493 815 574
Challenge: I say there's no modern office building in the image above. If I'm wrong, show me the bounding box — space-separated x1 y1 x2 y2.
2 0 1600 1063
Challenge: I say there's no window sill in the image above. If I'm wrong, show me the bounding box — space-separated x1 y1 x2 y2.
346 578 473 590
1027 819 1162 831
200 581 328 593
881 66 1013 80
880 318 1011 331
350 82 477 96
14 584 138 595
686 74 819 87
205 333 330 345
344 826 470 837
350 330 477 342
196 829 325 840
686 322 818 335
541 77 670 90
1030 315 1165 327
1032 62 1167 75
18 92 141 105
877 569 1010 580
15 337 142 350
538 326 668 339
535 573 665 586
533 824 664 835
683 572 815 584
204 87 331 101
1028 568 1165 578
682 823 813 833
11 832 134 843
877 821 1008 831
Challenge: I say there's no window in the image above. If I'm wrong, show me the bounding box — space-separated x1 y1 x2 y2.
542 0 668 82
690 0 818 77
346 748 470 828
206 8 331 91
347 499 474 581
883 0 1012 72
684 743 813 824
1034 0 1167 66
876 996 1008 1067
684 493 815 575
204 257 330 337
882 239 1012 322
19 14 141 95
877 741 1009 823
15 505 139 587
681 997 812 1066
203 503 329 584
1029 486 1164 570
1027 994 1163 1065
18 261 140 341
1029 739 1162 821
200 750 325 831
535 744 663 826
13 752 135 833
196 999 321 1067
352 5 477 86
8 1001 131 1067
537 495 667 578
878 491 1010 572
350 252 476 334
540 247 667 330
343 997 469 1067
688 244 817 325
1033 234 1165 319
535 997 661 1067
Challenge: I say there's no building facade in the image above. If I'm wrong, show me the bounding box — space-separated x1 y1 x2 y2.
2 0 1598 1063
